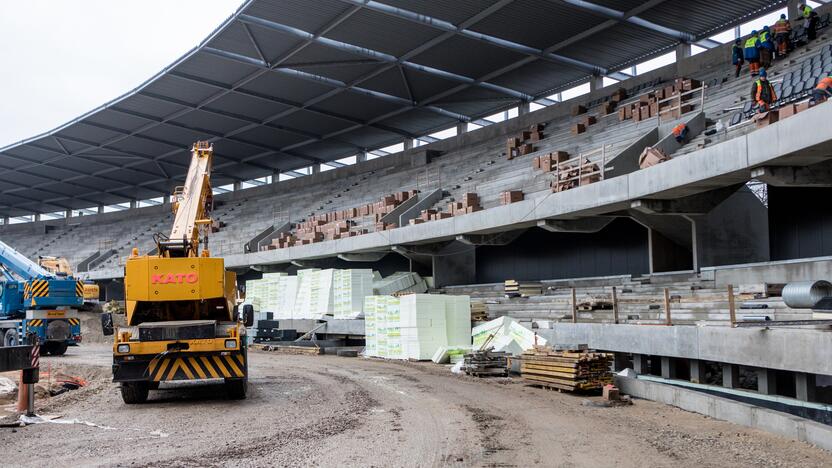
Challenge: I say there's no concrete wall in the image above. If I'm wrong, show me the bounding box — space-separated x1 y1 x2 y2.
703 257 832 286
769 186 832 261
537 323 832 376
616 376 832 451
474 218 649 283
696 187 770 267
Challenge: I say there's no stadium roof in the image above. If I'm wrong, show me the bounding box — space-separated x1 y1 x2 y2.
0 0 785 217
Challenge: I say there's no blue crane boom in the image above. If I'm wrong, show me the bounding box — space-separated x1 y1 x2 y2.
0 239 54 281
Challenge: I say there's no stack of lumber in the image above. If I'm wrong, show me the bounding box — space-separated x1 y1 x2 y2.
470 301 488 322
520 346 613 392
253 344 322 355
463 349 509 377
505 280 543 298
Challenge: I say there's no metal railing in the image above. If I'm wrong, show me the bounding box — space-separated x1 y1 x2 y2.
655 85 706 128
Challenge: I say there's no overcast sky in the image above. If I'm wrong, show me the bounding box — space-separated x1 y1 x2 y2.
0 0 242 148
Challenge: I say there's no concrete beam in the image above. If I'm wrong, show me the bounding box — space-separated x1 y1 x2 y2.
537 217 613 233
751 164 832 187
456 229 525 246
337 252 389 262
630 184 742 215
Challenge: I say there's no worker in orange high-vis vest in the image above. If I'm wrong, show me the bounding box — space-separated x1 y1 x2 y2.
773 14 791 58
672 123 689 143
750 69 777 113
812 74 832 103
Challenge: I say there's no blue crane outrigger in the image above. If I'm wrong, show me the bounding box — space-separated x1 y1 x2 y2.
0 239 83 355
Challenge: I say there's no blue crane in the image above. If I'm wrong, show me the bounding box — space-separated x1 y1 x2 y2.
0 239 84 355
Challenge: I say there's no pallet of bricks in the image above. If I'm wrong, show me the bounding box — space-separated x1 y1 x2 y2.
550 156 601 192
505 124 545 159
618 78 699 124
266 190 417 249
410 193 481 225
520 345 614 392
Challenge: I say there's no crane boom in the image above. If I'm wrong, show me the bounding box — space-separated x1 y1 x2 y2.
166 141 214 257
0 239 54 280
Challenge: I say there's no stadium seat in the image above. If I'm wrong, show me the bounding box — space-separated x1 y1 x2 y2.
730 112 743 126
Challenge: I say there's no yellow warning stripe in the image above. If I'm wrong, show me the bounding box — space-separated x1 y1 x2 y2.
28 319 43 327
188 357 208 379
76 281 84 297
199 356 220 379
68 318 80 326
153 358 171 381
211 355 232 378
223 355 244 377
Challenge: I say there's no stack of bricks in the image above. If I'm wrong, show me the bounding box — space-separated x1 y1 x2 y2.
447 193 482 216
620 77 700 123
770 99 814 125
500 190 524 205
411 208 453 224
267 190 417 249
533 151 570 172
506 124 545 159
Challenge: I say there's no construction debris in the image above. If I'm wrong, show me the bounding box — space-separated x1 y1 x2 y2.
463 349 509 377
520 345 613 392
470 301 488 322
504 280 543 298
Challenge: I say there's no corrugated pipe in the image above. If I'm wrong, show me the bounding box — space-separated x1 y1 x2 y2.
782 280 832 309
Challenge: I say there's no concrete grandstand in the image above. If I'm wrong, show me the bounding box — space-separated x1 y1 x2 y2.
2 0 832 444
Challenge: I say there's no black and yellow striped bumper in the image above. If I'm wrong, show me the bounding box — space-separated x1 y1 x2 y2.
113 352 246 383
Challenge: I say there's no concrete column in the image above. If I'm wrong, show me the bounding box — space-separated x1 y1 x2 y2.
403 139 414 150
613 353 630 372
311 164 321 175
64 209 71 219
356 151 368 163
633 354 649 374
129 200 137 209
233 181 243 191
757 368 778 395
722 363 740 389
431 242 476 287
2 216 8 225
788 0 801 20
163 194 171 205
272 172 280 183
456 122 467 135
518 101 531 115
690 359 708 384
589 75 604 91
97 205 105 214
661 357 676 379
34 213 41 222
676 43 692 61
796 373 817 402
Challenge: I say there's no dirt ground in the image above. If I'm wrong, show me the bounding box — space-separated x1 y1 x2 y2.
1 344 830 468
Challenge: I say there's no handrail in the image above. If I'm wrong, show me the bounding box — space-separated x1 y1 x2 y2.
656 85 706 128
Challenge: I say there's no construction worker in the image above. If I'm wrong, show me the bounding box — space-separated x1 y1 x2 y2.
751 68 777 113
744 31 762 76
672 123 689 143
807 10 819 42
758 26 775 68
773 14 792 58
799 3 813 25
812 74 832 103
732 39 745 78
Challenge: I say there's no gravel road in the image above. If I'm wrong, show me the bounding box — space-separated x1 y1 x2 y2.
1 344 830 467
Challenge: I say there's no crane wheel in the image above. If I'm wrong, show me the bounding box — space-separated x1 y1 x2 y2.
46 342 68 356
121 382 149 404
3 329 19 347
225 378 247 400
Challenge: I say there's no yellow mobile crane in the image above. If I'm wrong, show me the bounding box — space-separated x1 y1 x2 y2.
103 141 252 404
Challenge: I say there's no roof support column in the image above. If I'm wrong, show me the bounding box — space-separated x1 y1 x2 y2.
2 216 8 225
356 151 368 163
676 43 692 61
65 209 72 219
97 205 104 214
233 181 243 191
163 194 171 204
518 101 531 115
403 140 413 150
129 200 137 209
34 213 41 222
456 122 467 135
311 164 321 174
589 75 604 91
